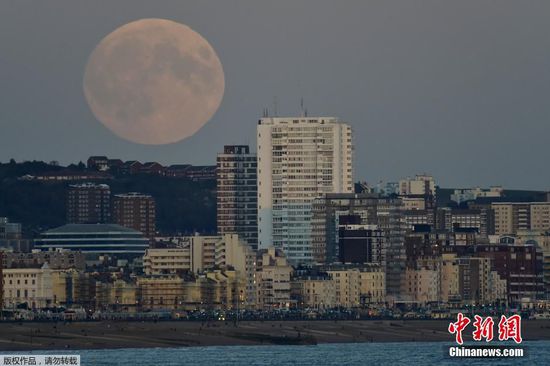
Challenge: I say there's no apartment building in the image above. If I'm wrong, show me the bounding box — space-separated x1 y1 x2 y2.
143 234 256 305
493 202 550 235
217 145 258 248
66 183 111 224
112 192 156 238
255 247 293 309
257 117 353 264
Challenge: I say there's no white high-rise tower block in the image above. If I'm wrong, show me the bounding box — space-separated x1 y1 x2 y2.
257 116 353 264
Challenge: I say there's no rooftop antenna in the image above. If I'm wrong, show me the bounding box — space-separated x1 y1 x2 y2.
300 97 304 117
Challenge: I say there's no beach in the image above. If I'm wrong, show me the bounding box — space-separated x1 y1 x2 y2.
0 319 549 350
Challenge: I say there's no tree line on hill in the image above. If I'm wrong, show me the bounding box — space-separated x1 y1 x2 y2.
0 160 216 237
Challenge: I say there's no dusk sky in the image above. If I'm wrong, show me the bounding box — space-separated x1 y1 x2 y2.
1 1 549 189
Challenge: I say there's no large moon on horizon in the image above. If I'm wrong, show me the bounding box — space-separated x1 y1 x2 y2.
83 18 225 145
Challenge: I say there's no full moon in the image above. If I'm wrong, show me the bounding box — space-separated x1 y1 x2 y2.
83 18 225 145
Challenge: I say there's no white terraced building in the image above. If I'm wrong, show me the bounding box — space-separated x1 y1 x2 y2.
257 116 353 264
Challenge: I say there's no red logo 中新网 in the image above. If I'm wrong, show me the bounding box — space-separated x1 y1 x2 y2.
448 313 522 345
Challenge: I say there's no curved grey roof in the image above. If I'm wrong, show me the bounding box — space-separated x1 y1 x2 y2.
43 224 140 235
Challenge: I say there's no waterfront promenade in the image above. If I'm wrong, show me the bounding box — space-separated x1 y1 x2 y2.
1 319 549 350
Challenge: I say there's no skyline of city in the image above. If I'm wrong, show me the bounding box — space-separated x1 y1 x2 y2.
1 132 549 308
3 1 550 362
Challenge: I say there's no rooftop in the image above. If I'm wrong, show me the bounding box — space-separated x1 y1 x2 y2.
42 224 140 235
258 116 341 125
114 192 153 198
69 183 110 189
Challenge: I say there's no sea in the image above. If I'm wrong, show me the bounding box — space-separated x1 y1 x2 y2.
3 341 549 366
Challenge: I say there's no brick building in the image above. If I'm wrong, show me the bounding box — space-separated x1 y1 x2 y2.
66 183 111 224
112 193 156 238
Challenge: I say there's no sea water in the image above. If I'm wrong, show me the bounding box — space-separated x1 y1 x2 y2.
4 341 549 366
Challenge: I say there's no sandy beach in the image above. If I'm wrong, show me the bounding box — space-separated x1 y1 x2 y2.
0 319 549 350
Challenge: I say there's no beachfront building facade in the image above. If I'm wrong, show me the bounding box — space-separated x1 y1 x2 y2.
51 270 96 308
2 264 54 309
326 268 361 308
95 279 138 311
321 264 387 307
143 234 257 305
404 266 440 305
359 265 386 305
135 270 247 311
256 248 293 309
292 275 336 310
137 276 185 310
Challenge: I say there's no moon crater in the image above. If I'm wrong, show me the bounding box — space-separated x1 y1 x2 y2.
83 18 225 145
